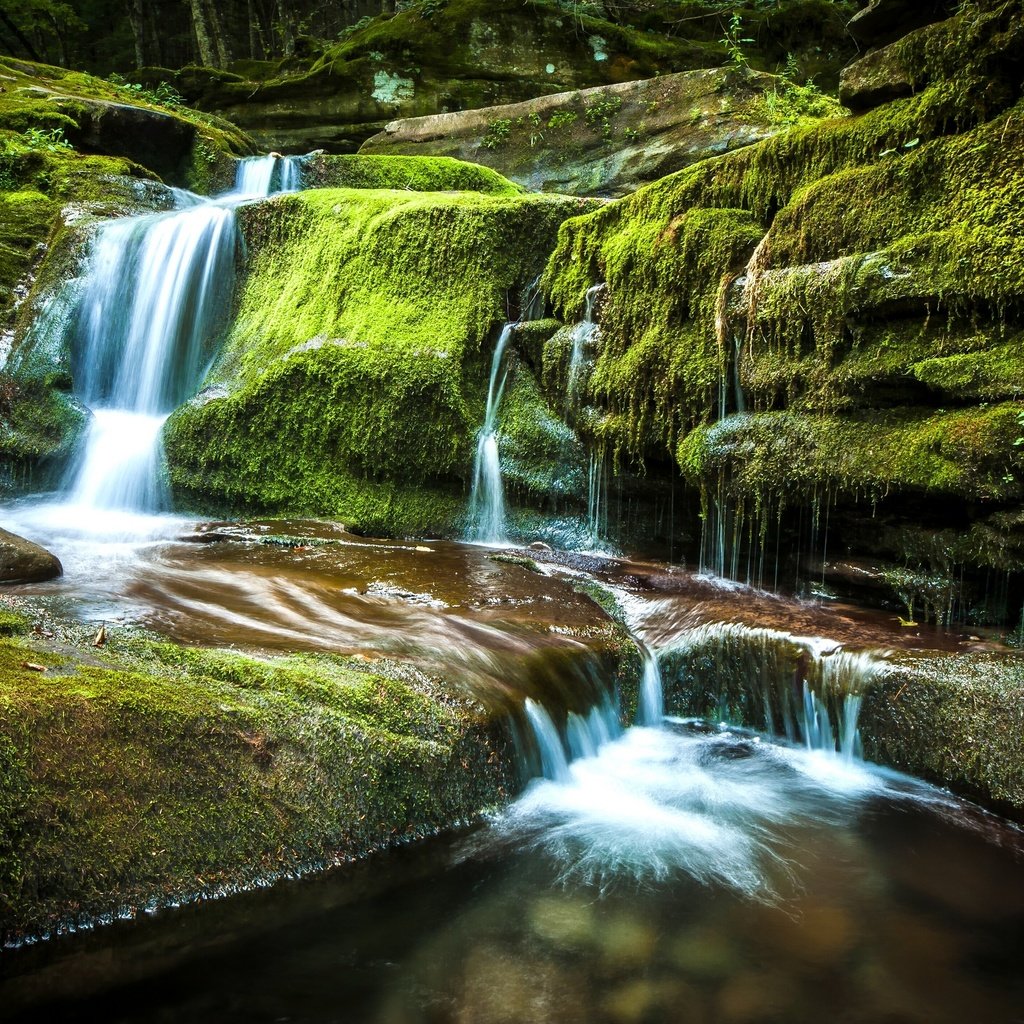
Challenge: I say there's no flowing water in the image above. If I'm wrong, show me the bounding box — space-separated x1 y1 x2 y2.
468 323 514 544
2 713 1021 1023
53 154 304 531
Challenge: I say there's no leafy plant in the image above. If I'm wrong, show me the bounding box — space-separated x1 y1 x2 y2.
547 110 578 130
21 127 72 152
584 94 622 140
721 13 753 70
482 118 513 149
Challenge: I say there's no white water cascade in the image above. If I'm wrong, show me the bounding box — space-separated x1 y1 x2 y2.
468 323 514 544
566 283 603 408
62 154 301 528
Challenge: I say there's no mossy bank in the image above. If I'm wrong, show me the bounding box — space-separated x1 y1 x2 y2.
541 0 1024 624
0 600 518 945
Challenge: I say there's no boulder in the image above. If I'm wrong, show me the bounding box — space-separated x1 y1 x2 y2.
0 528 62 583
838 42 914 112
360 68 784 198
847 0 955 49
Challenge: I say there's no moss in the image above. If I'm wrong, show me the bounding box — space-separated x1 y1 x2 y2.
166 187 593 534
500 362 586 501
0 190 56 309
677 405 1024 508
860 652 1024 814
0 630 513 943
303 154 523 195
545 203 763 460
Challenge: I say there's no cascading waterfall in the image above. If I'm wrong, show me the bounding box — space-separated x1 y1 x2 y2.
62 154 301 524
658 620 883 758
566 283 603 408
468 323 514 544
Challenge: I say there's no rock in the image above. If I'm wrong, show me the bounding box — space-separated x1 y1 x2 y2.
360 69 783 198
0 528 62 583
839 42 914 112
847 0 955 49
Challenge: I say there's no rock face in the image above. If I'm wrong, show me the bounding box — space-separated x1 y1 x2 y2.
0 528 62 583
360 69 787 198
542 0 1024 622
146 0 857 153
847 0 956 48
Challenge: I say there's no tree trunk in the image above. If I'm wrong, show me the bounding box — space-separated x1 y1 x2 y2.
125 0 146 68
187 0 217 66
0 8 42 61
204 0 233 67
276 0 295 57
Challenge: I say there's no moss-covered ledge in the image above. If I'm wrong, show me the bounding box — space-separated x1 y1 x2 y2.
859 652 1024 816
655 622 1024 819
0 608 516 946
165 186 598 535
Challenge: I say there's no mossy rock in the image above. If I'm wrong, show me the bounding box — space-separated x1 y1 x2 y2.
361 67 840 198
165 186 598 534
0 629 516 943
149 0 857 154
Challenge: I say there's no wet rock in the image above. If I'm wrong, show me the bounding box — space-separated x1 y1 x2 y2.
716 972 798 1023
456 947 588 1024
0 528 62 583
598 912 658 970
529 895 597 950
361 69 782 198
839 43 914 112
860 652 1024 816
847 0 956 49
669 927 741 980
604 979 701 1024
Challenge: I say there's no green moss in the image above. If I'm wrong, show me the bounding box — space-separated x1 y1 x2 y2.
0 630 512 942
500 363 586 501
677 405 1024 507
165 187 592 534
860 653 1024 813
303 154 522 195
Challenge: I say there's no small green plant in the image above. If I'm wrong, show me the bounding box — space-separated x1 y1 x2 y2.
107 73 184 109
584 94 622 141
721 13 753 71
482 117 513 149
547 110 578 130
623 127 641 142
22 127 73 153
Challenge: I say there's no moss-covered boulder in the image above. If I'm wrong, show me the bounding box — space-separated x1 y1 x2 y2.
361 67 833 198
164 177 598 535
0 623 516 944
142 0 857 154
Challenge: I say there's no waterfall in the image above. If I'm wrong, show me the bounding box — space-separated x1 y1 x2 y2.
60 154 302 524
468 323 513 544
658 621 885 757
566 283 603 409
635 646 665 727
523 696 622 782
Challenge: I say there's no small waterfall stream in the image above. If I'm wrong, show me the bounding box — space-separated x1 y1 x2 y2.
566 283 603 407
467 323 514 544
61 154 304 526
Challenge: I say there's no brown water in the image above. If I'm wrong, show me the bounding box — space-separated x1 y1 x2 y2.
2 508 1021 1023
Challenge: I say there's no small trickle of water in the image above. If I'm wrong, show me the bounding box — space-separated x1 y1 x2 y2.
523 696 622 782
635 647 665 727
468 324 513 544
566 283 603 408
